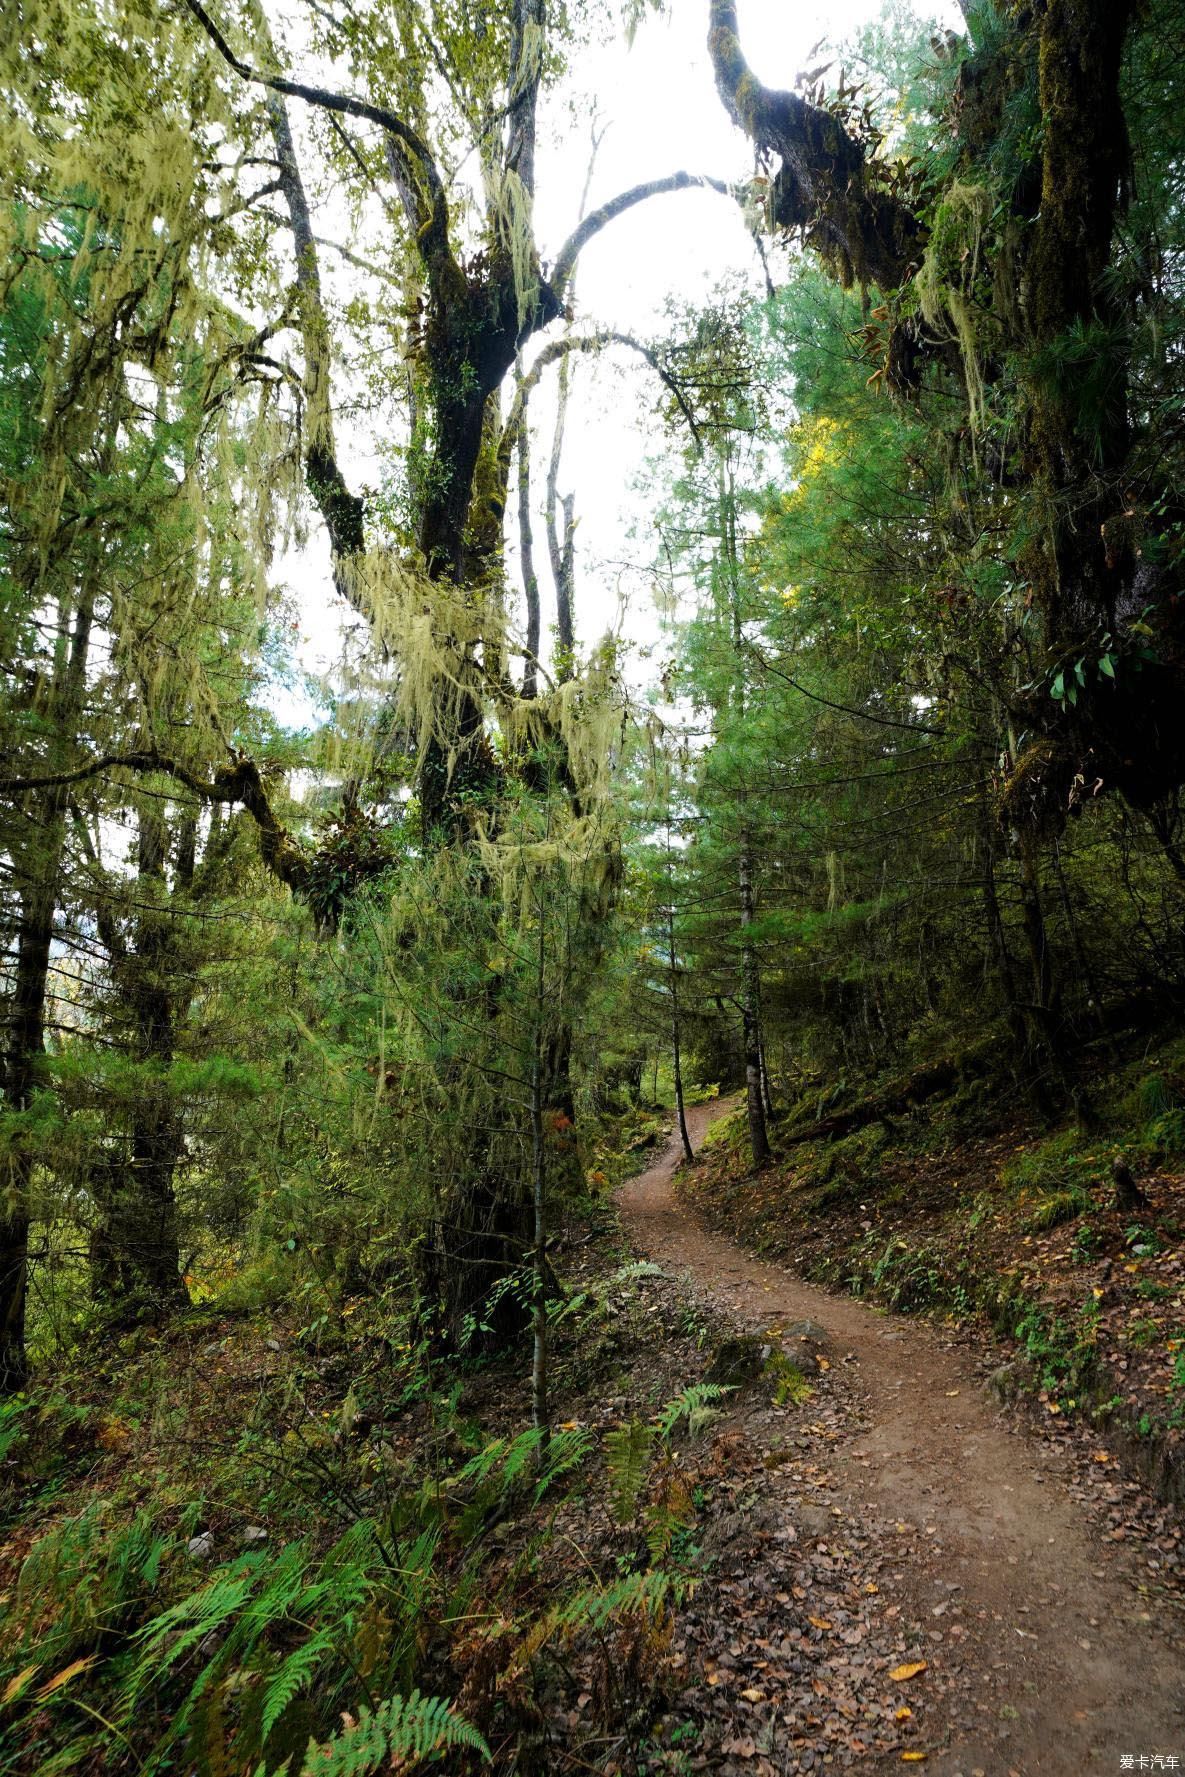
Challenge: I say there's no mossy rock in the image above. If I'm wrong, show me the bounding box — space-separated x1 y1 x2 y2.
704 1334 768 1387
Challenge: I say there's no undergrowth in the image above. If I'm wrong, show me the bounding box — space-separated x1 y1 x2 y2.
0 1261 721 1776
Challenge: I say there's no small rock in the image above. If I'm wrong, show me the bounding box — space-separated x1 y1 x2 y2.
782 1319 828 1345
241 1525 268 1547
797 1503 834 1538
187 1532 216 1562
988 1361 1023 1401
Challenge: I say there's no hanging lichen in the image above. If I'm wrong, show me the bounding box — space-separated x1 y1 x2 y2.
914 181 997 432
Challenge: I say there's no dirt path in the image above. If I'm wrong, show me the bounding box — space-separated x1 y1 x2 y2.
621 1098 1184 1776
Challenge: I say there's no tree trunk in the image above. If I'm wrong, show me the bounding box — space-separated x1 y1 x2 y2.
759 1036 776 1122
738 841 771 1167
1 580 96 1392
669 908 694 1164
516 362 542 700
1015 831 1087 1119
530 1023 549 1454
90 804 189 1322
979 796 1055 1116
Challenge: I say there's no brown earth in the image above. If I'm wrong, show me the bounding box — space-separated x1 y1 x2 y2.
621 1096 1185 1776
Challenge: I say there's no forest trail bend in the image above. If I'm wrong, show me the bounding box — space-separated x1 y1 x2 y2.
620 1098 1184 1776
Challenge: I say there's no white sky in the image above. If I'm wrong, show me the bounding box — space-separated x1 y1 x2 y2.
273 0 943 721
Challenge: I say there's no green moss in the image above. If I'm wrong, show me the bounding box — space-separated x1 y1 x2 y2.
764 1350 812 1407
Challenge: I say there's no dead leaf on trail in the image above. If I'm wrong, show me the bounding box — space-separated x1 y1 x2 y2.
741 1687 764 1702
895 1706 913 1721
889 1661 928 1681
808 1615 833 1630
901 1753 928 1763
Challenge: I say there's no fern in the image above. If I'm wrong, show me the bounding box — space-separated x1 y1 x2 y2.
533 1427 593 1502
262 1627 337 1743
604 1418 654 1525
0 1396 29 1463
644 1467 695 1562
455 1425 590 1508
548 1569 678 1635
299 1690 489 1774
127 1555 266 1706
656 1383 728 1441
124 1523 388 1759
608 1260 664 1284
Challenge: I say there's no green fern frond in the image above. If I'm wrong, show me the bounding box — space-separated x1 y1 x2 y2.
533 1427 593 1502
549 1569 677 1635
262 1627 337 1743
128 1559 262 1703
604 1418 654 1525
299 1690 489 1774
656 1382 728 1441
608 1260 664 1284
500 1427 544 1488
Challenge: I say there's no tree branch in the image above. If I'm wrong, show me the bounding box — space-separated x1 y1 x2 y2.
551 172 730 302
3 750 311 895
706 0 922 289
181 0 446 210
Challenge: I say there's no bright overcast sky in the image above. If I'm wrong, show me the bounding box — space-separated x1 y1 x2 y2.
274 0 947 720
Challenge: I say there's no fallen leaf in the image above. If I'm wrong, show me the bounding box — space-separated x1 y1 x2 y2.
808 1615 833 1631
889 1661 928 1682
895 1706 913 1722
901 1754 928 1764
741 1687 764 1703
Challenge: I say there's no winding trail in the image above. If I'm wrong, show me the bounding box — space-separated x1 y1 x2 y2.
621 1097 1184 1775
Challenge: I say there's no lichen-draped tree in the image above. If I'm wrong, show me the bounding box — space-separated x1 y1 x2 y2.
707 0 1185 825
0 0 327 1385
175 0 731 1341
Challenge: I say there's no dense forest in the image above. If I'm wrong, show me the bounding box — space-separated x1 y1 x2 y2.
2 0 1184 1770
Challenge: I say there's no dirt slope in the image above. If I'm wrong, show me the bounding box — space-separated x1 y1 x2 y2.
621 1098 1184 1776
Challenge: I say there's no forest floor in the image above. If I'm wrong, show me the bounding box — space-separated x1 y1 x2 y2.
621 1095 1185 1777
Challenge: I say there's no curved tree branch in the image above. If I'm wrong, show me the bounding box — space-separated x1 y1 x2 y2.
551 172 730 302
706 0 922 289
